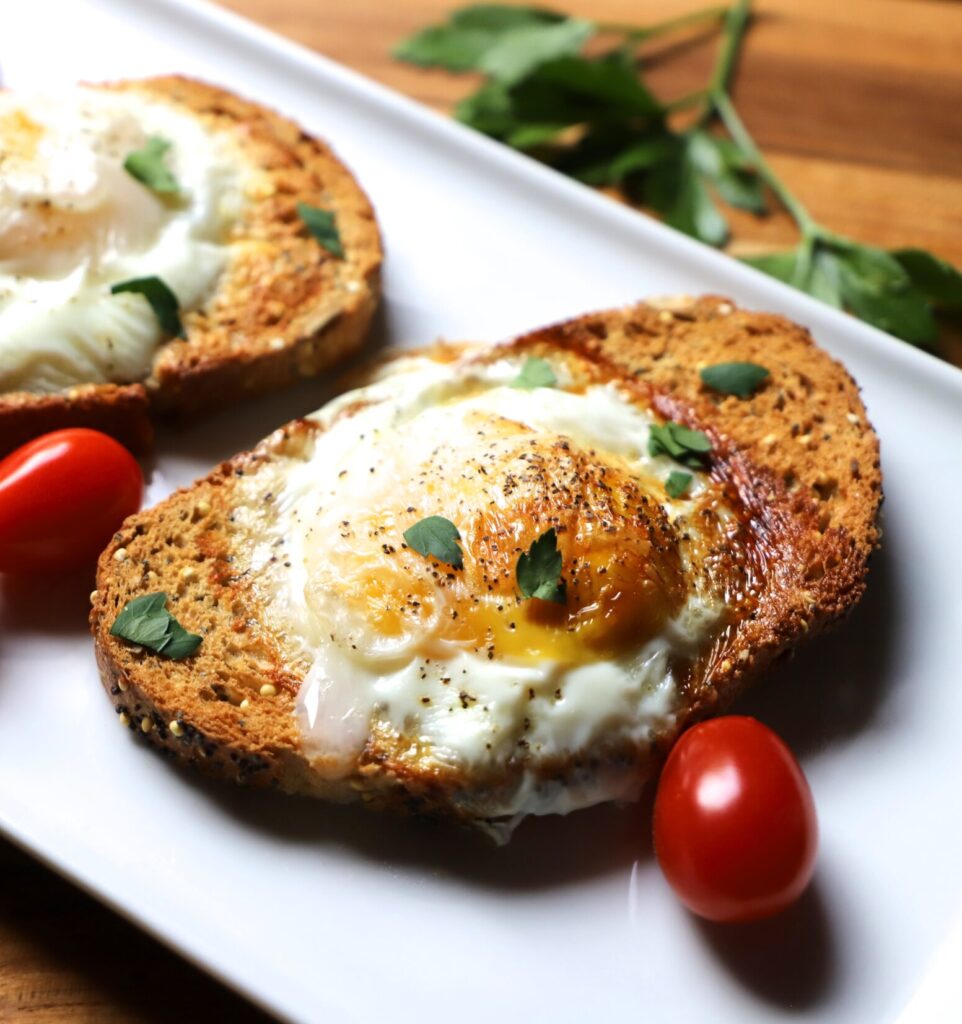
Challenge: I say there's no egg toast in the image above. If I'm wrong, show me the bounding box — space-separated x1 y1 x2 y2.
0 76 382 457
90 297 881 840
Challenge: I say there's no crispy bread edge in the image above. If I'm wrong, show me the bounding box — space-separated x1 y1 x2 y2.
1 74 383 447
90 297 883 821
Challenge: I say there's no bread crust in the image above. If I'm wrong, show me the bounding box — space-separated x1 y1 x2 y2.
90 298 882 828
1 75 382 451
0 384 152 459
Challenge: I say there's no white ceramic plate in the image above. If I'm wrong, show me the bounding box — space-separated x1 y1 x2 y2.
2 2 961 1021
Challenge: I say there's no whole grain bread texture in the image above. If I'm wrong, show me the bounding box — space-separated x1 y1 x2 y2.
0 75 382 458
90 297 882 826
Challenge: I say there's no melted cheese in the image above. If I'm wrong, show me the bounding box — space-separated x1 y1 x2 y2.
243 352 729 828
0 86 249 393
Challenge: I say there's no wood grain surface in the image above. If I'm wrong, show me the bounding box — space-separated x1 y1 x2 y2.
1 1 960 1021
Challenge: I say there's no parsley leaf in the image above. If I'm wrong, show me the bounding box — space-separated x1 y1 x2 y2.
394 5 565 71
480 19 594 85
517 528 565 602
687 131 765 214
123 136 179 194
891 249 962 310
665 470 693 499
159 619 204 659
744 237 940 349
110 593 202 659
700 361 770 398
297 203 344 258
646 138 729 247
110 276 185 338
459 52 661 144
643 131 766 247
648 421 712 468
403 515 464 569
513 356 557 389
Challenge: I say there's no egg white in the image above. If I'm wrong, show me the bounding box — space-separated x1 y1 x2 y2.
0 86 250 393
240 352 730 826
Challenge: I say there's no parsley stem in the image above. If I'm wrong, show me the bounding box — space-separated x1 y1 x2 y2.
713 92 818 236
698 0 821 244
707 0 752 104
599 5 728 42
665 88 711 113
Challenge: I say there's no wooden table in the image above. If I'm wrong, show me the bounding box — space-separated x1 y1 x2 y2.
1 1 959 1020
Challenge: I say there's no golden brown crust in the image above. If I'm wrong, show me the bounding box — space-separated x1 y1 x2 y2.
0 384 152 459
2 74 382 444
507 296 882 721
90 298 882 826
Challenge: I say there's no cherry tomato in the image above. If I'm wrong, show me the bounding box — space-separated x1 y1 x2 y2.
653 715 817 923
0 429 143 574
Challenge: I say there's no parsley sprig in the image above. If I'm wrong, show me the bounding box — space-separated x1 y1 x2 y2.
517 528 565 603
110 276 185 338
648 421 712 468
395 2 962 348
123 136 180 194
513 356 557 389
110 593 202 660
403 515 464 568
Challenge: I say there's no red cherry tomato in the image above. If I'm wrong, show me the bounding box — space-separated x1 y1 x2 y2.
0 429 143 574
653 716 817 923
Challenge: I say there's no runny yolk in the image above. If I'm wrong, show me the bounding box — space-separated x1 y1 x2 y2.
308 425 687 666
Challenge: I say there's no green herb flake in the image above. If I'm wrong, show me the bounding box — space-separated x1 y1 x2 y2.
665 470 693 499
517 527 565 603
403 515 464 569
110 276 185 338
297 203 344 258
513 356 557 389
648 421 712 468
110 592 202 660
700 361 770 398
123 136 179 194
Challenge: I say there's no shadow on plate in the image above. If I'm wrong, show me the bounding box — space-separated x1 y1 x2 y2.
166 760 657 893
731 519 899 759
153 298 395 466
159 527 900 898
693 880 836 1011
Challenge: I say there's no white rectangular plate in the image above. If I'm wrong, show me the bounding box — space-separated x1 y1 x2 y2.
2 2 961 1021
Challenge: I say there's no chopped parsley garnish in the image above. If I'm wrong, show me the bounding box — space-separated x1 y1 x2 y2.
297 202 344 258
512 356 557 389
700 361 770 398
110 593 202 659
517 527 565 603
123 135 180 194
110 276 185 338
648 421 712 469
403 515 464 569
665 470 693 499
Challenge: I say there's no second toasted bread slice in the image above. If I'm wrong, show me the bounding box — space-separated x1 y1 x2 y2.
0 75 382 457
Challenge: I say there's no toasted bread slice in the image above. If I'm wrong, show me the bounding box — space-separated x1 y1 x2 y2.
0 75 382 458
90 298 881 838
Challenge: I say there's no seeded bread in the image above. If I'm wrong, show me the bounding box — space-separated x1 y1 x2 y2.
90 297 882 828
0 75 382 458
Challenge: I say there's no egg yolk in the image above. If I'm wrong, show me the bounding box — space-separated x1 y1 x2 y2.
304 415 686 666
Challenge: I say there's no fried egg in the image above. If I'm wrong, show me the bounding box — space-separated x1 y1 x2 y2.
0 86 249 393
241 345 750 832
